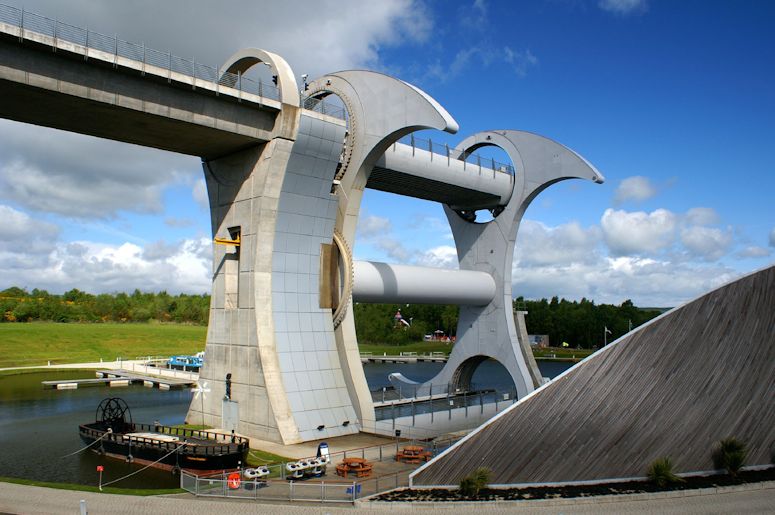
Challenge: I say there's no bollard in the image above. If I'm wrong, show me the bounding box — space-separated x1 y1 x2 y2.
79 500 87 515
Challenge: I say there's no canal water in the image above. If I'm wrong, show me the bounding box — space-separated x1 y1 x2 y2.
0 360 572 488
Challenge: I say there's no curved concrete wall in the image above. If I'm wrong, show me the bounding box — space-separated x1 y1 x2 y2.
411 265 775 486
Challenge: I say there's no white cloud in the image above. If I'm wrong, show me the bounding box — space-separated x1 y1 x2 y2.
503 47 538 77
515 220 601 266
357 215 393 239
416 245 458 268
192 179 209 210
614 175 656 204
738 246 770 258
601 208 677 255
427 45 537 83
14 0 433 80
0 205 59 246
513 253 737 307
0 121 198 219
598 0 648 16
685 207 720 226
679 225 733 261
0 237 212 294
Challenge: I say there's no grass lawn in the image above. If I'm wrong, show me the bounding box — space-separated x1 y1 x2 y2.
533 347 595 359
0 476 183 496
0 322 206 368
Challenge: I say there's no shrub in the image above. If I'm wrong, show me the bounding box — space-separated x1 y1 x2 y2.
459 467 490 497
647 457 684 488
713 437 747 477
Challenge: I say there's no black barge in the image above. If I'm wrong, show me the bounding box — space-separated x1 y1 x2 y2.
79 398 248 473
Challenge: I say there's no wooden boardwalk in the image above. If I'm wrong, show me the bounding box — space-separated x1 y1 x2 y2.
412 266 775 485
42 369 195 390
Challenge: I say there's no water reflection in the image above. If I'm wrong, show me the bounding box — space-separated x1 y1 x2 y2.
0 360 572 487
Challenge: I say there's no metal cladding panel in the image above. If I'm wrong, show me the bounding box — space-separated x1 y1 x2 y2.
352 261 496 306
412 265 775 485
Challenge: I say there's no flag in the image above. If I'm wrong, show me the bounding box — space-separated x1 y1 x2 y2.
605 326 612 335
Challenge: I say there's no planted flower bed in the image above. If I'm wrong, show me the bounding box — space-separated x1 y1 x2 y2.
373 467 775 502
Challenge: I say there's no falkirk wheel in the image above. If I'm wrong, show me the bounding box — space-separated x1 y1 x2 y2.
188 48 604 444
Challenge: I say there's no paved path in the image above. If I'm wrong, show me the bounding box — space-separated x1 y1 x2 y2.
1 481 773 514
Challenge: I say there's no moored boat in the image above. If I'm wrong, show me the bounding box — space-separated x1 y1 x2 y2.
79 398 248 473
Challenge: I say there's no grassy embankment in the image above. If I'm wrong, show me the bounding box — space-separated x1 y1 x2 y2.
0 322 594 369
0 322 205 369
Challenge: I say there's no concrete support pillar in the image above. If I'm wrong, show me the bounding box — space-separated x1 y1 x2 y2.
390 130 604 400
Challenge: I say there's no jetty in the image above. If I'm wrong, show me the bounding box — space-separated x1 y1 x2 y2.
360 352 448 364
42 369 196 390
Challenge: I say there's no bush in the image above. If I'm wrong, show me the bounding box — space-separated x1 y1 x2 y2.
459 467 490 497
647 457 684 488
713 437 747 477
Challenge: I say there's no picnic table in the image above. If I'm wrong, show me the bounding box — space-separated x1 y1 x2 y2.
335 457 373 478
395 445 432 464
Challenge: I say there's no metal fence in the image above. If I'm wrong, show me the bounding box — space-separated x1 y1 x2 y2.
394 134 516 175
373 386 518 423
0 3 279 100
181 435 460 503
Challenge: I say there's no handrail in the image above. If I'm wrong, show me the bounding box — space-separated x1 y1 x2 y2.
0 2 353 121
393 134 516 175
0 3 280 100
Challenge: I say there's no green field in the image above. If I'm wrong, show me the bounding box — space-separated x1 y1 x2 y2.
0 322 594 369
0 322 206 368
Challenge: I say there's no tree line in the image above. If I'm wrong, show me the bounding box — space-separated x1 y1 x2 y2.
353 298 664 348
1 285 665 348
515 296 665 348
0 287 210 324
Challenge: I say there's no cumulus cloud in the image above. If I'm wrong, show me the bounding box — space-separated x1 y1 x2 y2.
737 246 770 258
0 121 198 219
614 176 656 204
513 252 737 308
14 0 432 80
416 245 458 268
679 225 733 261
598 0 648 16
685 207 720 226
515 220 601 266
356 215 393 239
601 208 677 255
0 237 212 294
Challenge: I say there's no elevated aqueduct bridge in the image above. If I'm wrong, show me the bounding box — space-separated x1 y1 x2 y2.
0 5 603 443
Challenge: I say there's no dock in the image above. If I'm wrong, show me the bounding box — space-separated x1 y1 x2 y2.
42 369 196 390
360 353 448 364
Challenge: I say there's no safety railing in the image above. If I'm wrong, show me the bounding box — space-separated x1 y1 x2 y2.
393 134 516 175
302 95 347 121
372 384 518 422
182 434 462 503
0 3 280 101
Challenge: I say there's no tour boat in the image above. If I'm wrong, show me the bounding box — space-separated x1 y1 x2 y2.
79 398 248 473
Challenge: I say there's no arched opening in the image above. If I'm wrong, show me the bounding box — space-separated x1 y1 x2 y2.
451 142 516 224
451 355 516 392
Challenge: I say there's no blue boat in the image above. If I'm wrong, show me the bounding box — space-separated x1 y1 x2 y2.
167 355 203 371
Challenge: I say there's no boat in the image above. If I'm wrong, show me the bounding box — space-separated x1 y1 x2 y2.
167 356 204 372
166 354 203 371
79 398 248 473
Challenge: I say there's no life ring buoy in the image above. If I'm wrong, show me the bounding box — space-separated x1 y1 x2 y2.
227 472 241 489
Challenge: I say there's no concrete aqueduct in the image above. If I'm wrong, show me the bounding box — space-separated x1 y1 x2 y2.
0 7 603 444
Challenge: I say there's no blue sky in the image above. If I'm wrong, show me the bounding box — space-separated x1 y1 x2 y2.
0 0 772 306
